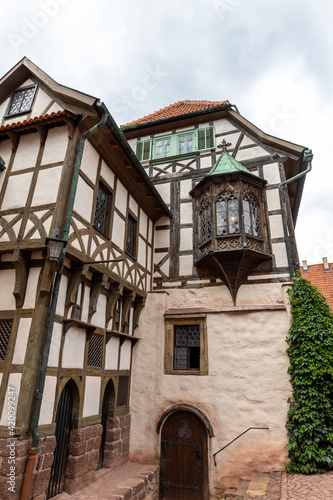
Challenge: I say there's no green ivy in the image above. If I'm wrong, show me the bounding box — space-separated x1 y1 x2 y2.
286 272 333 473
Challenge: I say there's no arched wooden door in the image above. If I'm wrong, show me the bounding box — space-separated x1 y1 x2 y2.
160 411 208 500
47 382 74 498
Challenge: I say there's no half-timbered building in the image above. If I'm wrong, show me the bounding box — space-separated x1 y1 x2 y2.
0 58 170 499
122 101 312 498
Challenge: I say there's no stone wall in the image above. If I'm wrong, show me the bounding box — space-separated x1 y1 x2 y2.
0 435 56 500
64 423 103 494
104 414 131 469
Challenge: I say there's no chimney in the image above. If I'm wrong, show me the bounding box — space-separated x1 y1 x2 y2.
322 257 330 272
302 260 308 272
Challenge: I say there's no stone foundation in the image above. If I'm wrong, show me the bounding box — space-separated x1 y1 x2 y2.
0 435 56 500
64 423 103 494
103 414 131 469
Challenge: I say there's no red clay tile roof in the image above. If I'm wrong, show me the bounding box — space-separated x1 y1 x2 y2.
122 100 230 127
0 109 78 133
300 262 333 311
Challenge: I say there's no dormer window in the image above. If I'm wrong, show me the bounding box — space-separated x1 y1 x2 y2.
7 85 37 117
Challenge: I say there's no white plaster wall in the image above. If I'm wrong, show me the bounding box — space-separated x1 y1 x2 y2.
48 322 62 367
12 318 32 364
55 275 68 316
0 97 10 120
91 294 106 328
272 242 289 268
62 326 86 368
112 213 125 250
0 140 12 180
155 229 169 248
199 155 213 169
269 214 285 239
263 163 281 185
1 172 33 210
83 377 101 417
31 166 62 206
41 126 68 165
236 145 269 161
130 287 292 485
32 87 54 117
39 376 57 425
139 210 148 238
155 183 170 205
214 118 238 134
12 133 40 172
180 179 192 199
179 255 193 276
115 180 128 215
81 286 90 323
129 195 138 216
180 228 193 251
180 203 192 224
105 336 120 370
22 267 41 309
100 160 114 189
80 141 99 184
0 373 22 426
148 220 153 244
0 269 16 310
73 176 94 223
266 189 281 211
137 237 146 268
119 340 132 370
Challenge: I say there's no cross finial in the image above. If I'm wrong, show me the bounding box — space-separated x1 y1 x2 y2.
217 139 231 153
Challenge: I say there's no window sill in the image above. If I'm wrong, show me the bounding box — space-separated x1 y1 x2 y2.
165 369 208 376
151 152 198 164
93 225 110 239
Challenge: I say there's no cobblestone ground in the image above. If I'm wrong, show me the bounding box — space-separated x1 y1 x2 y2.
282 471 333 500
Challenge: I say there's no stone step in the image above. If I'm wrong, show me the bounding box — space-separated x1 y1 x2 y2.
221 479 250 499
220 472 271 499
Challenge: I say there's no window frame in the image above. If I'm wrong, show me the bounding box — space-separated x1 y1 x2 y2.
135 127 215 162
93 181 112 236
164 317 208 375
6 85 38 118
0 319 13 362
125 213 138 259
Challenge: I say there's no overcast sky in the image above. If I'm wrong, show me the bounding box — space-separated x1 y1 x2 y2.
1 0 332 265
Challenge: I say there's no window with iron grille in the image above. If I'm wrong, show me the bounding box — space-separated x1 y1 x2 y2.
125 215 137 258
7 85 37 116
94 183 112 235
87 334 103 369
174 324 200 370
0 320 13 361
117 376 129 407
165 318 208 375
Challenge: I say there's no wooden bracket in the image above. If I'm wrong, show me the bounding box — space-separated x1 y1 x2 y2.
88 273 109 323
63 117 76 139
105 283 123 325
12 249 30 308
7 132 19 152
121 291 136 331
64 268 86 318
35 125 47 146
133 296 146 330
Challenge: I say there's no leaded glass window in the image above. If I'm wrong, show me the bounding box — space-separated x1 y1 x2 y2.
199 198 211 244
155 137 171 159
216 193 239 235
126 215 137 257
174 324 200 370
0 320 12 361
94 183 111 234
242 196 261 237
7 85 37 116
178 133 194 155
87 334 103 369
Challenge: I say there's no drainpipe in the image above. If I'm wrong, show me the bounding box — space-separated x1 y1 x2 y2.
279 148 313 279
20 106 107 500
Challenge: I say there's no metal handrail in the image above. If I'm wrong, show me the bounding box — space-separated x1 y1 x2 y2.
213 427 269 466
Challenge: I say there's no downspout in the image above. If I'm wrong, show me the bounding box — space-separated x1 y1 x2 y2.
20 106 107 500
279 148 313 279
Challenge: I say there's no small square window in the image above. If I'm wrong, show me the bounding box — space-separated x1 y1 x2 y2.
7 85 37 117
87 334 103 369
94 183 112 235
165 318 208 375
126 214 137 258
0 320 13 361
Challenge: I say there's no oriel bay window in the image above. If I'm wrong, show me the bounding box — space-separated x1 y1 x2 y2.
135 126 215 161
191 150 271 304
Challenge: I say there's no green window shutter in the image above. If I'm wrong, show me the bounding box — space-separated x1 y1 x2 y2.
136 140 151 161
197 127 215 151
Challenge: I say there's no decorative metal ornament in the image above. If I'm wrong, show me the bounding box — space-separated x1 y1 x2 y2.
176 420 192 439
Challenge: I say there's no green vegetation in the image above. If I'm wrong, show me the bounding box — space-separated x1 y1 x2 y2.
286 273 333 474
